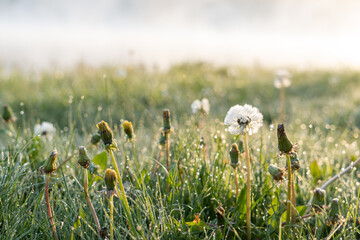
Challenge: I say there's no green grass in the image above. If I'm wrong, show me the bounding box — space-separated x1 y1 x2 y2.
1 62 360 239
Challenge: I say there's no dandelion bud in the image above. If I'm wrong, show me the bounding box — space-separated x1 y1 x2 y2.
312 188 326 212
229 144 240 169
268 164 284 182
162 109 171 131
216 206 225 226
78 146 90 168
3 104 16 123
100 226 108 239
97 121 113 145
328 198 341 225
39 150 58 174
122 120 134 141
290 153 300 171
104 169 117 191
91 131 101 145
277 124 293 153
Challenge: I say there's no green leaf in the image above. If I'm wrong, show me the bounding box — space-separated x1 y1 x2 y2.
70 205 87 240
92 151 107 172
310 161 323 182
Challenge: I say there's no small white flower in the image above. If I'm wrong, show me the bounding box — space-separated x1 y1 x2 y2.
34 121 56 139
274 69 291 88
191 98 210 114
224 104 263 135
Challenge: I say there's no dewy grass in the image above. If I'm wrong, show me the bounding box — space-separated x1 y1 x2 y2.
97 120 137 238
3 65 360 239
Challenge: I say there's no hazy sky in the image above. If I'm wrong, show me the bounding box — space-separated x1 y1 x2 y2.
1 0 360 70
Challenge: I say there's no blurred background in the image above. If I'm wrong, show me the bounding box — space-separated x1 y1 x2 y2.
1 0 360 71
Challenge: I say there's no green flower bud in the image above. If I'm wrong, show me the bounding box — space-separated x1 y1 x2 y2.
162 109 171 131
97 121 113 145
122 120 134 141
312 188 326 212
328 198 341 225
39 150 58 174
91 131 101 145
104 169 117 191
277 124 293 153
290 153 300 171
78 146 91 168
216 206 226 226
268 164 284 182
3 104 16 123
229 143 240 169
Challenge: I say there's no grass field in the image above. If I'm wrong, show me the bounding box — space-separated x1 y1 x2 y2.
1 63 360 239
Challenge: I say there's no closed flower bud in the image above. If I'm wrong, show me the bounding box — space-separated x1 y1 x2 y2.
39 150 58 174
3 104 16 123
162 109 171 131
122 120 134 141
229 143 240 169
277 124 293 153
104 169 117 191
328 198 341 225
91 131 101 145
312 188 326 212
97 121 113 145
290 153 300 171
268 164 284 181
78 146 91 168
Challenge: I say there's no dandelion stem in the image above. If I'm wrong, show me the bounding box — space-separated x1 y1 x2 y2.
165 132 170 172
83 168 100 235
109 195 114 240
108 149 136 236
234 168 239 197
45 174 58 240
286 154 293 224
243 132 251 240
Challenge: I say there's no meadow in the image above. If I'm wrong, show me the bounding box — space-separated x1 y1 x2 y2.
1 62 360 239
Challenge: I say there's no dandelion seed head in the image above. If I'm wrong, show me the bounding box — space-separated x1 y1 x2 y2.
191 98 210 114
274 69 291 88
224 104 263 135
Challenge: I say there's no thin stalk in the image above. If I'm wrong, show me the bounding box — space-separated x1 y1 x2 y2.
286 154 292 224
234 168 239 197
83 168 100 235
109 195 114 240
153 149 162 176
108 149 136 236
45 174 58 240
243 132 251 240
165 132 170 172
280 86 285 123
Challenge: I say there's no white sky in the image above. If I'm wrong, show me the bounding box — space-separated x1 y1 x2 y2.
1 0 360 70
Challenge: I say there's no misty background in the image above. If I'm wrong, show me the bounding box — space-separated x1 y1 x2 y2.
1 0 360 70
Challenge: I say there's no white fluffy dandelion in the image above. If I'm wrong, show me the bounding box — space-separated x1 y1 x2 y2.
191 98 210 114
224 104 263 135
34 121 56 139
274 69 291 88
